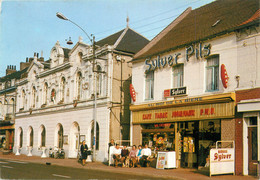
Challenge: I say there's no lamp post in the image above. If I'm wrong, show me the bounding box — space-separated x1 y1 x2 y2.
56 12 97 161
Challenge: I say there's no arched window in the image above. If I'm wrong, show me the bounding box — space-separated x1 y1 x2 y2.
96 65 102 96
32 87 36 108
76 72 82 100
60 77 66 102
28 126 34 147
43 83 48 105
9 98 14 115
58 125 63 148
51 89 56 103
91 121 99 150
17 127 23 148
4 99 8 114
21 89 26 109
40 125 46 147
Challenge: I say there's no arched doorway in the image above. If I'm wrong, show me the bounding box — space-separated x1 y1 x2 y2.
69 122 80 158
54 124 63 148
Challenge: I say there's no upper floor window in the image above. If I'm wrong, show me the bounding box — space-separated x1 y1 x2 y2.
21 90 26 109
173 64 184 88
76 72 82 100
60 77 66 102
43 83 48 105
32 87 36 108
206 55 219 91
96 65 102 96
145 71 154 100
51 89 56 103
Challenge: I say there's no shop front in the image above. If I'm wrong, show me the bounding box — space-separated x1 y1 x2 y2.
131 93 235 168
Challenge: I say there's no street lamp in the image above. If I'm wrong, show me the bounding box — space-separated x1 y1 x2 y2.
56 12 97 162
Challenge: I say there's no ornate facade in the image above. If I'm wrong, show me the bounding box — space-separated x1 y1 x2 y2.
12 27 149 161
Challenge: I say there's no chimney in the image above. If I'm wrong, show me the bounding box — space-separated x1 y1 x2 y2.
6 65 17 75
20 57 31 71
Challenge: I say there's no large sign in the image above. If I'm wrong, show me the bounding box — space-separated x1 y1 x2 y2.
145 43 211 71
210 148 235 176
132 102 235 124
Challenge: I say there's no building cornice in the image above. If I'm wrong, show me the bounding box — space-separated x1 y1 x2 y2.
38 62 72 78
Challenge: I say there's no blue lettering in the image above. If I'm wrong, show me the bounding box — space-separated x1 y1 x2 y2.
186 45 194 61
168 55 173 66
145 58 152 71
175 53 181 64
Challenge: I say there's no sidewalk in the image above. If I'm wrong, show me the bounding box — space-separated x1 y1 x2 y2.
0 152 257 180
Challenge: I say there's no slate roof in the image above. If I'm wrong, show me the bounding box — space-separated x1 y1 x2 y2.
0 67 28 83
134 0 260 60
96 28 149 54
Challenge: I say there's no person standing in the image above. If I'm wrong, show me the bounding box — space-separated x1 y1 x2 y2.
80 140 88 166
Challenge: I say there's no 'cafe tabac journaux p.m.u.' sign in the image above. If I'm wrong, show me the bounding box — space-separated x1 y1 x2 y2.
145 43 211 71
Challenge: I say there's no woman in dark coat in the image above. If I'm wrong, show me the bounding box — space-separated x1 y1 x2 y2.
80 140 88 166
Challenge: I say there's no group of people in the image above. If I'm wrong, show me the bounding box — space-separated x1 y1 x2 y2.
109 139 152 168
79 139 153 167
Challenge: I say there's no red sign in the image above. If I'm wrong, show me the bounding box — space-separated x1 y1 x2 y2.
129 84 136 102
221 64 229 88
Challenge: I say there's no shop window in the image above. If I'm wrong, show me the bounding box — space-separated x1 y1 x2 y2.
141 123 175 152
206 56 219 91
173 64 184 88
145 71 154 100
91 121 99 150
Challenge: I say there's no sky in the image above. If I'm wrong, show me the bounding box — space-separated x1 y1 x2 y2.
0 0 214 77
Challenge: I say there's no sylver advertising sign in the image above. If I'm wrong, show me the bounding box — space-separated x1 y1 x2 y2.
209 148 235 176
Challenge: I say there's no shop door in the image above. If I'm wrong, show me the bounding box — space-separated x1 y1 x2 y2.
248 127 258 176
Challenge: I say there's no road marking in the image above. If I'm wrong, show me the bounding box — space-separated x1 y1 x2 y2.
5 160 28 164
0 161 9 164
52 174 71 179
2 165 13 168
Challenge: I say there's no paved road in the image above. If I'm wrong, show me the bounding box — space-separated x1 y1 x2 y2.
0 159 169 179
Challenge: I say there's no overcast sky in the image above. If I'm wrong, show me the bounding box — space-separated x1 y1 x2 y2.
0 0 214 77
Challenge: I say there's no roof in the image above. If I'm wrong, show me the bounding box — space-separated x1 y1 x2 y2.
0 67 28 83
134 0 260 60
96 28 149 54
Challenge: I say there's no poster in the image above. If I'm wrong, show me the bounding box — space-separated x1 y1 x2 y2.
156 152 166 169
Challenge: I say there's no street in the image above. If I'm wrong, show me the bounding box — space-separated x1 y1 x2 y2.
0 159 168 180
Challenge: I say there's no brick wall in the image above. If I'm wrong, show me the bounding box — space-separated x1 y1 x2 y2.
221 118 235 143
235 118 243 175
236 87 260 103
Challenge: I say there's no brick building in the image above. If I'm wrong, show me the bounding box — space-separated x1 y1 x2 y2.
130 0 259 176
